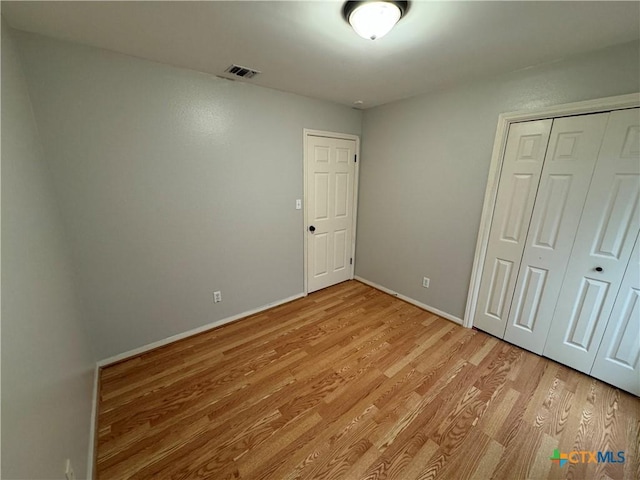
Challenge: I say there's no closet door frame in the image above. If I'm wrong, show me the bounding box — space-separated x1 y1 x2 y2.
464 93 640 329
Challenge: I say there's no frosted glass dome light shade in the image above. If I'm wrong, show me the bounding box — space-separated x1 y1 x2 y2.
346 1 406 40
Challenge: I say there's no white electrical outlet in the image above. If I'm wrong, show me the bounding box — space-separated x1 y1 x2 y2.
296 199 302 210
422 277 430 288
213 291 222 303
65 459 76 480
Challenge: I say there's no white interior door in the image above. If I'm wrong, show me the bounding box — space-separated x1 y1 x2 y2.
543 108 640 374
473 120 552 337
306 135 357 293
591 233 640 396
503 113 609 353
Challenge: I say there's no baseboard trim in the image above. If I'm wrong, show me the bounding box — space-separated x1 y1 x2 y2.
87 363 100 480
354 276 464 325
97 292 306 368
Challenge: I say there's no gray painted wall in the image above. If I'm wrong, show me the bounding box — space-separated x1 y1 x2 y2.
356 40 640 320
1 24 95 480
14 31 362 360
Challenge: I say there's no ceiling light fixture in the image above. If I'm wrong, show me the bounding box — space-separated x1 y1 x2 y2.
343 1 409 40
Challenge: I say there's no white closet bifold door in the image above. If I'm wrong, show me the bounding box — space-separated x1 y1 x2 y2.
543 108 640 374
503 113 609 354
473 120 552 338
591 233 640 396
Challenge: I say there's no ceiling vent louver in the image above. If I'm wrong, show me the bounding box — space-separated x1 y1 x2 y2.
224 64 261 79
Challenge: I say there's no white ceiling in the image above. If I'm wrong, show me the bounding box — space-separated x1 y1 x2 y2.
3 1 639 108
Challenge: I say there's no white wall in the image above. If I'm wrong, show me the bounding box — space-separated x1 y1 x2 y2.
356 40 640 320
13 31 362 360
1 24 95 480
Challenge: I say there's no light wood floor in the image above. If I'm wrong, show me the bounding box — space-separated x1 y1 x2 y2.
96 281 640 479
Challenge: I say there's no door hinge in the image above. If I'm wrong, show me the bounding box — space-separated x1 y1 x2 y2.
350 258 353 265
354 155 357 163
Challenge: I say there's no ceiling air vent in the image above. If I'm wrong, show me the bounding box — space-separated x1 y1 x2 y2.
224 64 261 79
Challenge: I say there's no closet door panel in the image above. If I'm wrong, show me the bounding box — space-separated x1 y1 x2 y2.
504 114 609 353
591 234 640 396
543 108 640 374
474 120 552 337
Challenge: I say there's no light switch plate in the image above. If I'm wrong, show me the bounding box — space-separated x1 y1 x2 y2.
65 459 75 480
296 199 302 210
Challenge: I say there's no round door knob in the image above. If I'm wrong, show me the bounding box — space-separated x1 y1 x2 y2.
309 225 316 233
595 267 603 272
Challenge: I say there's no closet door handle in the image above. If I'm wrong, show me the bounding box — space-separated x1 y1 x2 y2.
595 267 603 272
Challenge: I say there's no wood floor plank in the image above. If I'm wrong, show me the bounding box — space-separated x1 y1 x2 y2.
433 428 492 480
96 280 640 479
468 437 504 480
491 421 543 479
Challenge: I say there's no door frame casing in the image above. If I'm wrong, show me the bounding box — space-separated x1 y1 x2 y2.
463 93 640 329
303 129 361 296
